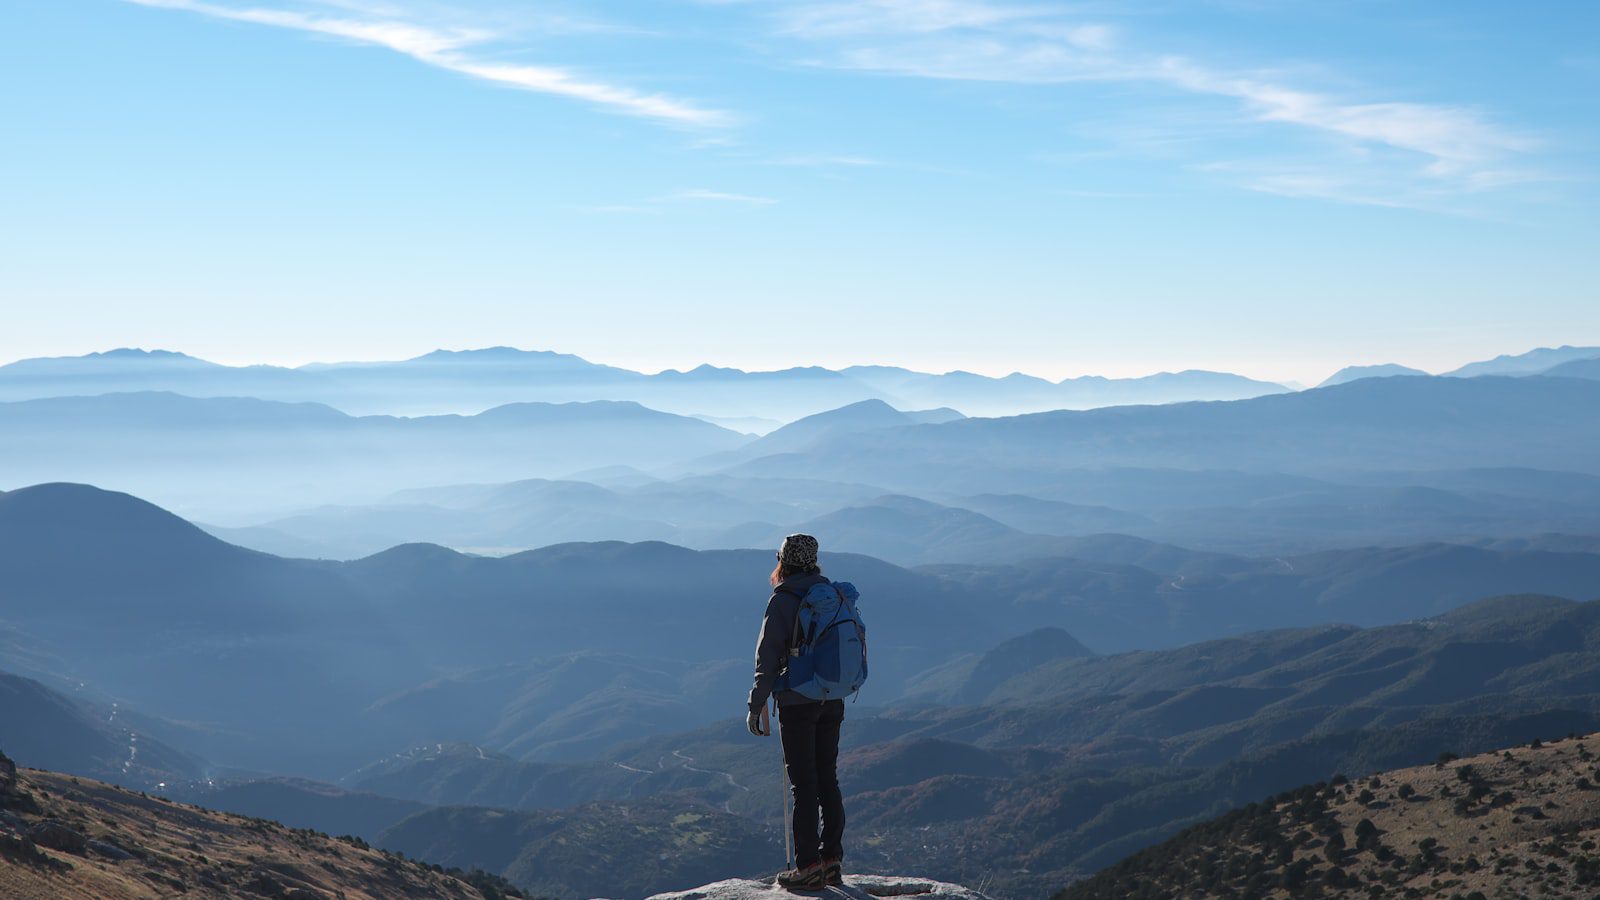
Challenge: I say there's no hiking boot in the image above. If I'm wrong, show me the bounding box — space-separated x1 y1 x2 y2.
776 861 826 891
822 858 843 886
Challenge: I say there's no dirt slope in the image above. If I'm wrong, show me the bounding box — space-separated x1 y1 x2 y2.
0 749 522 899
1058 731 1600 899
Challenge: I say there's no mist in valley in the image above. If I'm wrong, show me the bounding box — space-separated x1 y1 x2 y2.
5 346 1600 896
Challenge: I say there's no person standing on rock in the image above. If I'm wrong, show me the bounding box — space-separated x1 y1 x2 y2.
748 533 868 891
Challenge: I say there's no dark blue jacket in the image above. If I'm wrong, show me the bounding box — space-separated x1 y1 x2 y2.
748 572 829 711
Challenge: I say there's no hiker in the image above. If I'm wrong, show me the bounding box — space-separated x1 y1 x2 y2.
748 533 867 891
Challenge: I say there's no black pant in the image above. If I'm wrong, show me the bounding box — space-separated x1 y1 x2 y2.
778 699 845 868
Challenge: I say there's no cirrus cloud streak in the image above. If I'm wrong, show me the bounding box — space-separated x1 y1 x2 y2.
123 0 729 127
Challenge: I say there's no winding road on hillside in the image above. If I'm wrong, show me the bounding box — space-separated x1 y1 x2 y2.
672 749 751 815
106 702 140 776
611 749 750 814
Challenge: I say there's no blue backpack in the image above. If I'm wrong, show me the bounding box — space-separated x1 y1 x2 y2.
778 581 868 701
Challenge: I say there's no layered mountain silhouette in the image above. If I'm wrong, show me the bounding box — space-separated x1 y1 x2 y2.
7 341 1600 899
572 596 1600 896
716 376 1600 494
9 370 1600 555
7 478 1600 897
7 483 1600 764
6 344 1593 426
0 670 202 789
900 627 1096 706
706 398 964 462
1317 363 1429 387
377 796 777 898
1442 344 1600 377
1546 355 1600 379
0 347 1290 419
0 392 749 512
6 484 1600 776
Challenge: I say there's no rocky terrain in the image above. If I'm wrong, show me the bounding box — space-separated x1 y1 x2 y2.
647 875 991 900
0 749 523 899
1058 731 1600 898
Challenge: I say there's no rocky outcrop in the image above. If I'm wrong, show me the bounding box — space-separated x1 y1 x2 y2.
26 820 88 854
0 748 40 816
647 875 992 900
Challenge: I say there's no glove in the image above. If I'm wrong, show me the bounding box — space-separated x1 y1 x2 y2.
747 706 769 737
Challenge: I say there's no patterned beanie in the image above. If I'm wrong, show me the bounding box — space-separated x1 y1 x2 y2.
779 533 820 569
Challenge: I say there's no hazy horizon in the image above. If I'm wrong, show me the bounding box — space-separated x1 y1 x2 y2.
3 340 1597 388
5 2 1598 387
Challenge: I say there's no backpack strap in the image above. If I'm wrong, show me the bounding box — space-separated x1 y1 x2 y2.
774 582 809 660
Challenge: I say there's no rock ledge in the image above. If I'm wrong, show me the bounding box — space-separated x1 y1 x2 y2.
647 875 991 900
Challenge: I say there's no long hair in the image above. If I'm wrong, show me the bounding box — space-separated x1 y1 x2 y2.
770 560 822 587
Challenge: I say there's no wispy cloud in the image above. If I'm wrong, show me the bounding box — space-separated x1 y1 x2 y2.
778 0 1054 38
581 188 779 213
656 188 778 205
577 204 663 216
767 154 883 168
123 0 729 126
762 0 1540 206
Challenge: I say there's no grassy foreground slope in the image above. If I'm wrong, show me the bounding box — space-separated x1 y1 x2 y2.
0 749 523 900
1058 732 1600 899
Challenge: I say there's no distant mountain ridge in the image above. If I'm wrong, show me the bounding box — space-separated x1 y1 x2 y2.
0 392 750 512
5 345 1596 425
719 376 1600 491
1317 363 1429 387
1443 344 1600 378
10 477 1600 898
1545 356 1600 380
8 482 1600 781
0 347 1288 419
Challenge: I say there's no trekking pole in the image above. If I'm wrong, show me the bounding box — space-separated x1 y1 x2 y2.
767 700 793 872
783 755 793 871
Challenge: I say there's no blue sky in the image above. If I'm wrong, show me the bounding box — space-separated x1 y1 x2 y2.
2 0 1597 384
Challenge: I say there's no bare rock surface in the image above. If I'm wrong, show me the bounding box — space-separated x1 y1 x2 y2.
646 875 991 900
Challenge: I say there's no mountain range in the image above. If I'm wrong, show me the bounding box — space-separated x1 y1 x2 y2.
7 340 1600 897
7 370 1600 552
711 377 1600 497
1441 344 1600 378
146 593 1600 897
576 594 1600 896
7 483 1600 771
0 391 749 514
5 480 1600 896
4 344 1594 427
0 347 1291 420
1317 363 1429 387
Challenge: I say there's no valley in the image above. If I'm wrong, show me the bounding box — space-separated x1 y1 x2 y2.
5 347 1600 897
